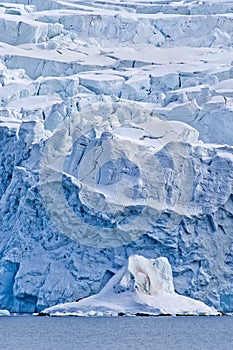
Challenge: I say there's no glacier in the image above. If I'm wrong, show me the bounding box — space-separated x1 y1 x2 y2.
42 254 219 316
0 0 232 314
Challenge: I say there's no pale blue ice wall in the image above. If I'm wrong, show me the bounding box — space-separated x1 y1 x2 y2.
0 115 233 312
0 0 233 313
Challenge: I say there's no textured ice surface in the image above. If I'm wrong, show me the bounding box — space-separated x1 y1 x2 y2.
43 255 218 316
0 0 233 314
0 309 10 316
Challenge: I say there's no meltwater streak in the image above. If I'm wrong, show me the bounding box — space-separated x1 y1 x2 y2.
0 316 232 350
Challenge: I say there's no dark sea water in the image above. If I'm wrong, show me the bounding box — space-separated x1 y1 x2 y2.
0 316 232 350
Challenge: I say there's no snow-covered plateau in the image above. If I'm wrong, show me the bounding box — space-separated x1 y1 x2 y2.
0 0 233 314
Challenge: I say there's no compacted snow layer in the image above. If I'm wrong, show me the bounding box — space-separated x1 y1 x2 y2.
0 0 233 314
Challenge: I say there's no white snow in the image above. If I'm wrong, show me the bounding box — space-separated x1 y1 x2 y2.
0 0 232 315
43 255 218 316
0 309 10 316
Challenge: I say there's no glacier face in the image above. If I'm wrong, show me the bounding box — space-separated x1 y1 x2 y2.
0 0 233 313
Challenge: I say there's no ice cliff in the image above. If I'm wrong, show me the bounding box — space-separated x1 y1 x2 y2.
0 0 233 314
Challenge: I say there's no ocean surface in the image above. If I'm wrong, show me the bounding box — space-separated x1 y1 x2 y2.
0 315 232 350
